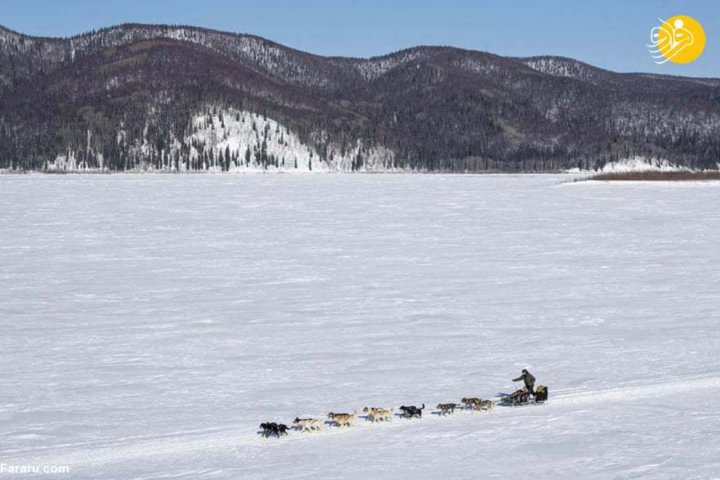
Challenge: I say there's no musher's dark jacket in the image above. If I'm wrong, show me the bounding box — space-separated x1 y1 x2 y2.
513 371 535 390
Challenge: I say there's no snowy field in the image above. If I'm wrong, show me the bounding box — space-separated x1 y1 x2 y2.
1 174 719 479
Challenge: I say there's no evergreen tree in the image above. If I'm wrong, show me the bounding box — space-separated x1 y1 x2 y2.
218 149 225 170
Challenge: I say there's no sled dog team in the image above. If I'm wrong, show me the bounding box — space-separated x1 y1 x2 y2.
260 397 493 438
259 369 540 438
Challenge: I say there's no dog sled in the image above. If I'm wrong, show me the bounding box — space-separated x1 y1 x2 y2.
499 385 548 406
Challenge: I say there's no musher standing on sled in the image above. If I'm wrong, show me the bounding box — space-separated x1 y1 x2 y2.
513 368 536 396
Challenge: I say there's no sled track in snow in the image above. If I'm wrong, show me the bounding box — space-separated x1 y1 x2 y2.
12 375 718 469
547 376 718 407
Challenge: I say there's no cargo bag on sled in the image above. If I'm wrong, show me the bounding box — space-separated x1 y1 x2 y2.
535 385 548 403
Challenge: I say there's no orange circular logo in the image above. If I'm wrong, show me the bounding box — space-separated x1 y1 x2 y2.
648 15 706 64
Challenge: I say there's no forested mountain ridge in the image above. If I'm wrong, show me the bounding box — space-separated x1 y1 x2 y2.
1 23 718 172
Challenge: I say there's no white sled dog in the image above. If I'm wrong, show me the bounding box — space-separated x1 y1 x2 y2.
293 417 323 431
362 407 393 422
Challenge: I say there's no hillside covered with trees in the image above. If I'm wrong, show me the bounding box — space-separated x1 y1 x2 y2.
1 24 719 172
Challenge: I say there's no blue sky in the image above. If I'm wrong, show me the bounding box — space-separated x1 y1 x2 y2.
0 0 717 77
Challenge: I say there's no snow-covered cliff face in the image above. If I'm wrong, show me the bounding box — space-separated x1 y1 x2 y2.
184 108 396 173
186 109 325 172
47 108 398 173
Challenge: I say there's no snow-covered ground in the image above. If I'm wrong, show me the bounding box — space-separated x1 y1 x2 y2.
0 174 719 479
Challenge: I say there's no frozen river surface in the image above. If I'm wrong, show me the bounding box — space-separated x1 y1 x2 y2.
0 174 718 479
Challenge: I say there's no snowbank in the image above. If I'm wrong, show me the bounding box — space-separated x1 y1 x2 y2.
598 156 686 173
564 156 687 174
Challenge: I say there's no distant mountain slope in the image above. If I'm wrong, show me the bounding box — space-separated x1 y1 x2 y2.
1 24 718 172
